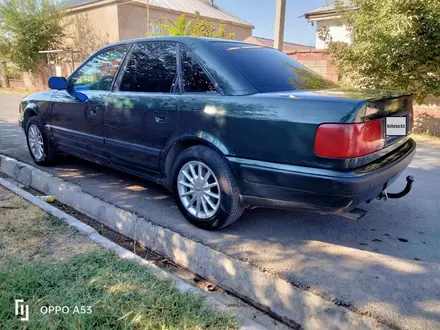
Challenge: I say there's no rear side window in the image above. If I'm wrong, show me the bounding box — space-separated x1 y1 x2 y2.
181 47 216 93
211 42 337 93
119 42 177 93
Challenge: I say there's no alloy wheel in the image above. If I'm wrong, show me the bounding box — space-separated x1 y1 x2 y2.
177 160 221 219
28 124 44 161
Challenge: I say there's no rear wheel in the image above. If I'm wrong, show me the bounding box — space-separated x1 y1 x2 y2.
26 116 56 166
171 145 244 230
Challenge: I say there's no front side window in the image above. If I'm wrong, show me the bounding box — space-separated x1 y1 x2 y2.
71 46 129 91
119 42 177 93
181 47 216 93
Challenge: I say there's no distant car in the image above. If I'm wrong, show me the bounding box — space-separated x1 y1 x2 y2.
19 37 416 230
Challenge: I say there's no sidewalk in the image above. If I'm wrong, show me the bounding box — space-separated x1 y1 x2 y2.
0 186 240 329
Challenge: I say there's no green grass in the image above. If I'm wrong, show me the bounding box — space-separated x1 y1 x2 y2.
0 250 239 330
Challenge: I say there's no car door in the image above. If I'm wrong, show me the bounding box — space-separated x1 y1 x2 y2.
50 45 130 162
104 42 180 173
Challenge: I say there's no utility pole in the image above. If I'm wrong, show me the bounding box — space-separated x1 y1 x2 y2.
146 0 150 34
274 0 286 51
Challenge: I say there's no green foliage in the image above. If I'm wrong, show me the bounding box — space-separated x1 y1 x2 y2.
323 0 440 102
152 13 196 36
69 13 110 60
0 0 65 72
5 64 23 79
150 11 235 40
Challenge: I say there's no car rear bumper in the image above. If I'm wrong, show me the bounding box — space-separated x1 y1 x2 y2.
227 138 416 214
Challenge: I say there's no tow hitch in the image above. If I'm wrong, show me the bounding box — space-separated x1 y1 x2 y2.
377 175 415 200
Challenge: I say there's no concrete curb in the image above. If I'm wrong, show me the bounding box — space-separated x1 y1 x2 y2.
0 175 266 330
0 155 389 330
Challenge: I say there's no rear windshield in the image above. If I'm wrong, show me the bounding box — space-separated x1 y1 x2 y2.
211 42 337 93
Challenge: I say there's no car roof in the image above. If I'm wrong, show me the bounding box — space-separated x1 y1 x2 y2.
102 36 248 50
94 36 260 96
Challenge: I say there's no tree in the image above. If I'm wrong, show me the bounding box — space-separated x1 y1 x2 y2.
150 11 235 40
321 0 440 102
68 13 109 61
0 0 65 72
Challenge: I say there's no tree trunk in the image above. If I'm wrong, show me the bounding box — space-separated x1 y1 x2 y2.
0 61 10 88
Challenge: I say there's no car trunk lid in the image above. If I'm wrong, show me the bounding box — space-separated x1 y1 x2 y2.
308 89 414 168
354 93 414 146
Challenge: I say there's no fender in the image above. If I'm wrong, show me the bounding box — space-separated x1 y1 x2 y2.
191 131 230 155
160 131 231 186
20 103 39 129
163 131 230 156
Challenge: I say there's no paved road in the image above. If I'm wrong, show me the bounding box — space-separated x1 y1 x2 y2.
1 93 440 329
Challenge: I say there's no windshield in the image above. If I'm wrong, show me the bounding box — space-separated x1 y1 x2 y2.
211 42 337 93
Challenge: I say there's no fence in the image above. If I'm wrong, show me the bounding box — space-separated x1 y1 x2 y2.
287 49 340 82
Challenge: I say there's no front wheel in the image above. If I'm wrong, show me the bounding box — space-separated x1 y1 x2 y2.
171 145 244 230
25 116 56 166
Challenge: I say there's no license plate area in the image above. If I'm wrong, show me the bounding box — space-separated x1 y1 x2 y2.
386 116 408 136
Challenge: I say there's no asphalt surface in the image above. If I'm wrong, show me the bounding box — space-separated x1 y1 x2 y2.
1 93 440 329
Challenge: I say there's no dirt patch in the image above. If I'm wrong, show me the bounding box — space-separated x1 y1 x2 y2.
0 87 29 96
412 133 440 143
7 183 223 294
0 186 98 265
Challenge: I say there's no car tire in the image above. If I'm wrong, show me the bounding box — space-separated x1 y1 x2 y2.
25 116 57 166
171 145 244 230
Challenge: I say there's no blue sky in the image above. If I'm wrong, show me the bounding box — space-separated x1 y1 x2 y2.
215 0 327 46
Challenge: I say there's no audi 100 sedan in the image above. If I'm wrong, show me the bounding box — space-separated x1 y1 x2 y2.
19 37 416 230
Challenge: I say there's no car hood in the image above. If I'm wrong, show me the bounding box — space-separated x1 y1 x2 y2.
21 90 55 102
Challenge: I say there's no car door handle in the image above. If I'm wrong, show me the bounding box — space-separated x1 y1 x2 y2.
154 111 168 123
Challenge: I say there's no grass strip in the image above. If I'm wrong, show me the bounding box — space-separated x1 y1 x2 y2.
0 250 239 329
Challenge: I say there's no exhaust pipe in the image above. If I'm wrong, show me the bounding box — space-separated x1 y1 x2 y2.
340 207 368 221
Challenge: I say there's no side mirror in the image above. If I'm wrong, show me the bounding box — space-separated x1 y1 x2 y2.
48 76 67 90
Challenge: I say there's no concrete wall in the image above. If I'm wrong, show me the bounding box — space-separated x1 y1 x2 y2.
23 71 47 90
8 79 25 89
315 19 350 49
117 3 252 41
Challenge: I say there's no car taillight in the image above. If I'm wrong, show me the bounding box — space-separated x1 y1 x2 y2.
314 120 384 158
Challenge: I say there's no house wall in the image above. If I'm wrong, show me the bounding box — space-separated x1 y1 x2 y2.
117 4 252 41
65 4 120 53
315 19 350 49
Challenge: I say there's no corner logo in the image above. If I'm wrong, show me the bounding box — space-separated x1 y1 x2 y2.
15 299 29 321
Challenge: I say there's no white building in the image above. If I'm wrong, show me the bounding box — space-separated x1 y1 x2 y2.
305 1 352 49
